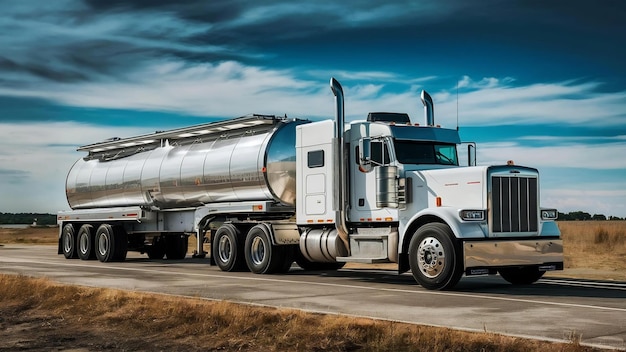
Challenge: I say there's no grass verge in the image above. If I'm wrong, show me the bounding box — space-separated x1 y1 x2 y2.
0 274 605 352
557 221 626 280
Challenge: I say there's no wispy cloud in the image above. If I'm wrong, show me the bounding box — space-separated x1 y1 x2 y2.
2 57 625 132
544 187 626 216
435 77 626 127
0 121 148 212
477 141 626 169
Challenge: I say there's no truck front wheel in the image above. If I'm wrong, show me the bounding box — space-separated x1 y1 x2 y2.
408 223 463 290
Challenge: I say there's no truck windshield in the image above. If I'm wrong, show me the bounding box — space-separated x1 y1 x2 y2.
393 140 458 166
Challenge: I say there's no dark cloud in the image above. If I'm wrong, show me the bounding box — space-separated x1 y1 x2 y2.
0 56 88 83
0 0 624 90
83 0 246 23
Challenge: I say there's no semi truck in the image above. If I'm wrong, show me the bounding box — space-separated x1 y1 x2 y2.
57 78 563 290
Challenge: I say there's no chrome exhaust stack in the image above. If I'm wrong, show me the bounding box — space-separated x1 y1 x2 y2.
330 77 350 253
420 90 434 126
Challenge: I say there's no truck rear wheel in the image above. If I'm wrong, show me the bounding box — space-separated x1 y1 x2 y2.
408 223 463 290
61 224 78 259
95 224 127 262
77 224 95 260
244 224 284 274
213 224 245 271
499 267 545 285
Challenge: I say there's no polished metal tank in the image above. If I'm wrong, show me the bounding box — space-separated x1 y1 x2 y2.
66 115 308 210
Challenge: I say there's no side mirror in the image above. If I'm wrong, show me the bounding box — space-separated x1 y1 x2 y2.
358 138 373 173
359 138 371 164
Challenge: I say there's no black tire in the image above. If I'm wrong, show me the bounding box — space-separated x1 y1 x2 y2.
408 223 463 290
61 224 78 259
77 224 95 260
95 224 127 262
244 224 283 274
165 234 188 260
146 236 165 260
295 250 346 271
212 224 246 272
499 267 545 285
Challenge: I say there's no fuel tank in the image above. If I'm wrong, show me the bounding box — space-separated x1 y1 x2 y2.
65 115 308 210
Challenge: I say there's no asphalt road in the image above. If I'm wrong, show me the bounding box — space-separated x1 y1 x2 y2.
1 244 625 350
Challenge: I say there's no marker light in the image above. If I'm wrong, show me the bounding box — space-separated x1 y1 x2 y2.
459 210 485 221
541 209 558 220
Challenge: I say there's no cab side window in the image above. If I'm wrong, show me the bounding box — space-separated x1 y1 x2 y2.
355 141 390 165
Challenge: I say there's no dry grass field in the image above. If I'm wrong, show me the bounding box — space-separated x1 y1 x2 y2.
555 221 626 280
0 222 623 351
0 226 59 245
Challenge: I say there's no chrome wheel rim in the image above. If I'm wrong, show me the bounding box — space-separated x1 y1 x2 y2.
417 236 445 278
79 233 88 254
250 236 266 266
217 235 232 263
63 231 72 253
98 233 109 256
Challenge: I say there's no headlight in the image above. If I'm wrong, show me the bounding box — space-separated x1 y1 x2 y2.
541 209 558 220
459 210 485 221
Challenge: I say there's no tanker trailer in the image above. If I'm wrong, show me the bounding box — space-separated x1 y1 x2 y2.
58 114 309 263
58 77 562 290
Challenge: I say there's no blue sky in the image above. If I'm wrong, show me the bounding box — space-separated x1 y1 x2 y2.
0 0 625 217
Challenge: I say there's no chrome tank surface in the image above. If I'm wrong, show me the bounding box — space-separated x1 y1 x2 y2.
66 116 307 209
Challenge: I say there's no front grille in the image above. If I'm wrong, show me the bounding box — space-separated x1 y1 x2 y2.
491 176 538 233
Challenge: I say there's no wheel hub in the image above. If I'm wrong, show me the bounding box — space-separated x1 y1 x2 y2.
80 235 88 254
217 236 232 263
417 236 445 278
98 234 109 256
250 236 266 266
63 233 72 253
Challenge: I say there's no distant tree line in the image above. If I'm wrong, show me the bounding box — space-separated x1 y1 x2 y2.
558 211 623 221
0 213 57 225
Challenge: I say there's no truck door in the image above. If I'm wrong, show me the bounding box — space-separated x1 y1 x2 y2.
350 139 396 222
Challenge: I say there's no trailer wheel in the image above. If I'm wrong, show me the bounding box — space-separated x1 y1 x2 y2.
212 224 245 271
408 223 463 290
165 234 188 260
146 236 165 260
95 224 127 262
499 267 545 285
61 224 78 259
244 224 283 274
77 224 95 260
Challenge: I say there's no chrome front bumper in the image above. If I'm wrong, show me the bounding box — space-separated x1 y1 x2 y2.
464 239 563 270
